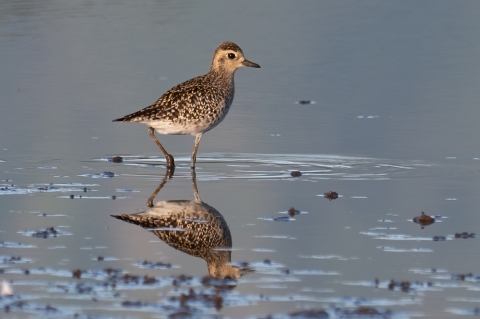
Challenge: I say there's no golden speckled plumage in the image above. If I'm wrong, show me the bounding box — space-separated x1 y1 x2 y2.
112 201 243 279
113 41 260 169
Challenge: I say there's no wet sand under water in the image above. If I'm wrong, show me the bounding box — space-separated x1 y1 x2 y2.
1 153 480 318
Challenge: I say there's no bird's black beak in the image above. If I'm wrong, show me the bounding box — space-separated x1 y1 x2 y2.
242 59 261 68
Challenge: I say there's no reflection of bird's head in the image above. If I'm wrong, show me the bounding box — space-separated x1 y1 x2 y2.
209 263 241 280
208 263 254 280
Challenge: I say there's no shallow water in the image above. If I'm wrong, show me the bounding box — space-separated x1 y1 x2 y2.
2 1 480 318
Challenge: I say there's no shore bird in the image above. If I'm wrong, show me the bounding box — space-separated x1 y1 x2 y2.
113 42 260 168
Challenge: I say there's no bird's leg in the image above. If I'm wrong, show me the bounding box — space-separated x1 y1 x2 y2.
148 127 175 168
191 133 203 169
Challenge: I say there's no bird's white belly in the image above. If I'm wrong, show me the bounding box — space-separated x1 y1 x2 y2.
140 107 229 136
141 117 223 136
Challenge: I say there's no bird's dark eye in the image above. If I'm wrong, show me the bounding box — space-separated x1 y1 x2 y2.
228 53 236 59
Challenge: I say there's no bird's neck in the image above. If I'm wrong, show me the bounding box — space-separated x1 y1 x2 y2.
207 67 235 84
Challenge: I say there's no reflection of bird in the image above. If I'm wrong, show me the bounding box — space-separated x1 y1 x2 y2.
112 170 249 279
113 42 260 169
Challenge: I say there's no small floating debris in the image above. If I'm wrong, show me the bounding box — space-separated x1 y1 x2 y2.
454 232 477 239
18 227 71 239
450 273 480 282
72 269 82 279
109 156 123 163
290 170 302 177
387 279 432 293
170 288 224 311
91 256 118 261
323 191 338 201
413 212 435 229
288 207 300 217
295 100 316 105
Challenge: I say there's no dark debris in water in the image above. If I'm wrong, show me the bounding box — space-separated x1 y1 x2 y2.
171 274 194 287
451 273 480 282
323 191 338 201
290 171 302 177
454 232 477 239
18 227 71 239
109 156 123 163
387 279 433 293
295 100 316 105
72 269 82 279
413 212 435 229
3 301 62 316
119 288 225 316
288 207 300 217
170 288 224 311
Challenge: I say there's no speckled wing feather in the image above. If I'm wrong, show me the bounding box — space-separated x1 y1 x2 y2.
111 201 232 259
112 75 224 124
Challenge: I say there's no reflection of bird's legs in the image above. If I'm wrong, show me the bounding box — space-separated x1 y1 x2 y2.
191 133 203 169
146 170 171 207
191 169 201 202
